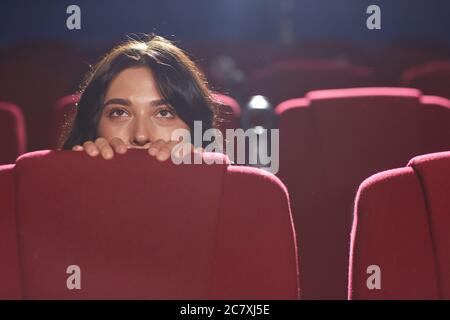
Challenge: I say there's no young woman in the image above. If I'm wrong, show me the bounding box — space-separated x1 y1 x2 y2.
62 34 219 161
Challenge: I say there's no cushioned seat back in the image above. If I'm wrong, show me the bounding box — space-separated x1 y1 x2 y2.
213 93 241 131
0 164 22 299
418 96 450 153
0 102 26 164
349 151 450 299
211 165 299 299
408 152 450 299
15 150 226 299
250 59 375 105
51 95 79 148
402 60 450 99
348 167 439 299
8 150 298 299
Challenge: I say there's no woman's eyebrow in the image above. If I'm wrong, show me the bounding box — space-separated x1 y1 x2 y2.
103 98 168 108
103 98 131 108
149 99 168 107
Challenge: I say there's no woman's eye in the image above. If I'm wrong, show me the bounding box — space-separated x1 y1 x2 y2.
156 109 175 118
109 109 128 118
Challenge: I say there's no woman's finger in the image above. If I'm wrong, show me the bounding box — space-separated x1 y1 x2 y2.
110 137 127 154
83 141 99 157
156 141 179 161
148 139 166 157
72 145 83 151
95 137 114 160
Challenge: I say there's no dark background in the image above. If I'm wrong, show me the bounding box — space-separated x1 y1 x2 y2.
1 0 450 46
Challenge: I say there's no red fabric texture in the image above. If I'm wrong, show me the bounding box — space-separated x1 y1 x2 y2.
1 150 297 299
402 60 450 99
349 167 439 299
418 95 450 153
211 165 299 299
0 102 26 165
276 87 450 299
408 152 450 299
349 151 450 299
0 164 22 299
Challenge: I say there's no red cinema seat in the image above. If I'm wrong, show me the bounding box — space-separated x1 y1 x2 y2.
0 164 22 299
0 44 88 151
51 94 79 148
249 59 375 106
0 102 26 165
1 150 298 299
369 44 450 86
275 87 450 299
52 94 241 149
349 151 450 299
212 93 241 131
419 95 450 153
402 60 450 100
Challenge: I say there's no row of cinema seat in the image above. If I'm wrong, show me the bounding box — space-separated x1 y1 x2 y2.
197 42 450 91
248 59 450 106
3 75 450 162
1 87 450 299
275 88 450 299
249 59 376 106
1 145 448 299
2 45 450 151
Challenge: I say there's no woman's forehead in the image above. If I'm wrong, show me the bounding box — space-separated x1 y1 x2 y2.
105 66 162 102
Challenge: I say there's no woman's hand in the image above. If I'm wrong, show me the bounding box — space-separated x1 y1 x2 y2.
72 137 201 161
72 137 127 160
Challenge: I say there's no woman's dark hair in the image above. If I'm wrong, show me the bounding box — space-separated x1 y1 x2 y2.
62 34 218 149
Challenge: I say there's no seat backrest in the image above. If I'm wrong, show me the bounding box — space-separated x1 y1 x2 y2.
408 152 450 298
419 95 450 153
349 151 450 299
51 94 79 149
0 102 26 165
0 44 88 150
250 59 375 105
212 93 241 131
276 87 450 299
2 150 298 299
371 44 449 85
0 164 22 299
402 60 450 99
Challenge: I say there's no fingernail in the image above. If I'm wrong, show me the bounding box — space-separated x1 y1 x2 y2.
157 153 167 161
103 151 113 159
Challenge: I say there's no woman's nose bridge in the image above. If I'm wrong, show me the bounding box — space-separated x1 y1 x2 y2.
132 113 153 142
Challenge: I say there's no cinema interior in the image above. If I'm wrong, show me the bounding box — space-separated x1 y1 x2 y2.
1 0 449 302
